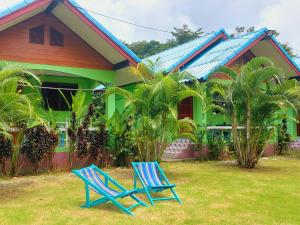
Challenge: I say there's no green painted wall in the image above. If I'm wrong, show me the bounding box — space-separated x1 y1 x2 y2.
1 60 119 153
34 75 97 122
287 108 297 140
1 60 118 121
115 83 137 112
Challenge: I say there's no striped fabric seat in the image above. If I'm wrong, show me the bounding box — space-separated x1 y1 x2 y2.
79 167 119 196
136 162 165 188
73 164 147 215
132 161 181 205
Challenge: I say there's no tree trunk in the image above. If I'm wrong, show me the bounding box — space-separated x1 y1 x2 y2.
232 109 243 165
1 158 7 176
11 129 25 177
245 102 251 167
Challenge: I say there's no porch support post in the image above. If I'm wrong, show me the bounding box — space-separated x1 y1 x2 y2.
105 93 115 118
193 95 208 146
193 97 202 126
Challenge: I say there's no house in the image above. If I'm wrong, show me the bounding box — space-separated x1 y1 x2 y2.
145 28 300 158
1 1 299 161
0 0 142 157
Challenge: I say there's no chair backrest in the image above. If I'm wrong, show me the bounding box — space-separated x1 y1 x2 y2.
134 162 164 187
74 166 119 196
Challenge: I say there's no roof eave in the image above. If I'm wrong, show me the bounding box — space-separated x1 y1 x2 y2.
0 0 52 26
269 36 300 75
65 0 141 65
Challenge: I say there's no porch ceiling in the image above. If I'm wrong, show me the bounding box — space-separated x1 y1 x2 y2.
0 61 116 84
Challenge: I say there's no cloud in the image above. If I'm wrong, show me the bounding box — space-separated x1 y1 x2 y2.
2 0 299 54
258 0 300 54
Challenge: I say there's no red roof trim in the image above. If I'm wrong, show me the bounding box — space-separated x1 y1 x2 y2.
63 1 137 65
226 34 266 66
269 39 300 75
0 0 51 26
226 34 300 75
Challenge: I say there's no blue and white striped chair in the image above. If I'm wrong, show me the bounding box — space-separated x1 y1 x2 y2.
132 161 182 205
72 164 147 216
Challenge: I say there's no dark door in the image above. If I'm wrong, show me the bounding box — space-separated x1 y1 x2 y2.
178 97 193 119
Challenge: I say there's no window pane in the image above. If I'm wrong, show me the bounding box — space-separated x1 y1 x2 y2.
50 27 64 47
29 25 44 44
41 82 77 111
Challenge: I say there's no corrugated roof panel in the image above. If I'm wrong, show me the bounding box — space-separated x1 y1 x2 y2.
185 28 268 79
145 29 227 72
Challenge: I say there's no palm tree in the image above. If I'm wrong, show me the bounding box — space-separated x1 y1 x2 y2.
209 57 300 168
0 62 41 176
106 61 203 161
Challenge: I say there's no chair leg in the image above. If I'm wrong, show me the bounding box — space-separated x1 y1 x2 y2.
130 194 148 207
81 183 91 208
144 189 154 205
109 197 135 216
170 187 182 204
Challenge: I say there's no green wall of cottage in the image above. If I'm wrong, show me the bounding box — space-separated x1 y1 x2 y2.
34 75 97 123
2 59 298 153
115 83 137 112
1 60 118 152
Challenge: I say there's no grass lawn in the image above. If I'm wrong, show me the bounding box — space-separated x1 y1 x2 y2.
1 152 300 225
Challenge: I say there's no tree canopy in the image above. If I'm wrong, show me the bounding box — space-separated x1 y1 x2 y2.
232 26 296 57
125 24 203 59
125 25 296 59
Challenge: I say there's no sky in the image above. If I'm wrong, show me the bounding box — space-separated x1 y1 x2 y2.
1 0 300 56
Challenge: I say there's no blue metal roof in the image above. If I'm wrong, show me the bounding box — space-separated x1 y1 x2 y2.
0 0 35 18
184 28 268 79
294 57 300 66
145 29 228 73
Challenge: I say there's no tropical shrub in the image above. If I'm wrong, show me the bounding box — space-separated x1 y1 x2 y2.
207 130 225 160
105 62 202 161
66 91 89 167
0 134 13 175
89 122 109 166
0 63 41 176
21 125 58 173
191 126 206 152
75 104 94 160
277 119 290 155
45 129 59 171
109 110 137 167
210 57 300 168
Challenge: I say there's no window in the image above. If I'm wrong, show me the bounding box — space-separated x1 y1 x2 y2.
50 27 64 47
233 50 255 65
178 97 193 119
41 82 77 111
29 25 44 44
